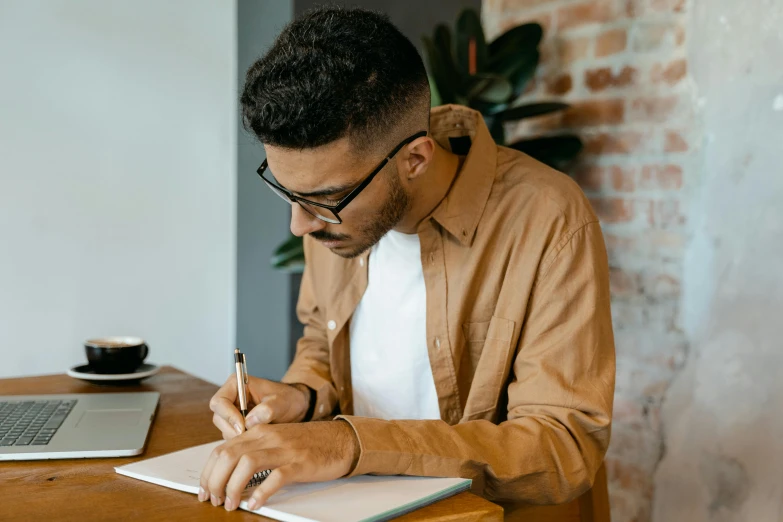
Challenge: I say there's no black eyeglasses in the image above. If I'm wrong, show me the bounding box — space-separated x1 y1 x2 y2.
256 131 427 224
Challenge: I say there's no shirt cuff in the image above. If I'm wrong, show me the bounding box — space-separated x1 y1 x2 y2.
281 371 336 421
335 415 414 477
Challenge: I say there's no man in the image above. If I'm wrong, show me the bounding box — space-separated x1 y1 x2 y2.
200 6 615 514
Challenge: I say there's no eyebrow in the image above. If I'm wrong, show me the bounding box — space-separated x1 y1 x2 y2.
291 183 355 198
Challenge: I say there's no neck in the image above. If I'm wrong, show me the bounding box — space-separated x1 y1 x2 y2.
394 142 461 234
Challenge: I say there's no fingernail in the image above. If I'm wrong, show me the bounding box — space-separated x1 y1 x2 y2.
247 498 258 510
211 494 219 506
198 487 207 501
224 497 234 511
233 422 243 435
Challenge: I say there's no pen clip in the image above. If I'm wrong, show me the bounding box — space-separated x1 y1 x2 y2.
241 353 248 385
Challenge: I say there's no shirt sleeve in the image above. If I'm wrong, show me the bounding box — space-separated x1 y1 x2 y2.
336 221 616 504
281 236 339 421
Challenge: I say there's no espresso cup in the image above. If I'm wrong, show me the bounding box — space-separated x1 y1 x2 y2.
85 337 149 374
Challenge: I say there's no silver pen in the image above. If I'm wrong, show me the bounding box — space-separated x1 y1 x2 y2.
234 348 249 420
233 348 272 487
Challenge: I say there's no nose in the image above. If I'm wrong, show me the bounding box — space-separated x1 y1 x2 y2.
290 204 326 237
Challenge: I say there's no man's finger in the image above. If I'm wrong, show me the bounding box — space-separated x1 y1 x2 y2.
246 395 281 427
213 413 240 440
199 441 224 504
245 464 302 511
210 395 244 435
223 448 285 511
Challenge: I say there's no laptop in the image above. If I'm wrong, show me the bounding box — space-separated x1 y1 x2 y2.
0 392 159 461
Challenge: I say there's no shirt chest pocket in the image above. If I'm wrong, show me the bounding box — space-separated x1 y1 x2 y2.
461 315 516 420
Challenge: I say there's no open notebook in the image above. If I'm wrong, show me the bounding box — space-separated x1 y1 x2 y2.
115 441 472 522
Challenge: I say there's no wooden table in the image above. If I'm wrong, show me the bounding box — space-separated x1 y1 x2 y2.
0 366 502 522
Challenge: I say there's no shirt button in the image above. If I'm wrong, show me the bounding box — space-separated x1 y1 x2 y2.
327 320 336 330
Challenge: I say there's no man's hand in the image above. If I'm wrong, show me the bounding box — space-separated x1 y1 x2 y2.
209 375 311 439
198 420 360 511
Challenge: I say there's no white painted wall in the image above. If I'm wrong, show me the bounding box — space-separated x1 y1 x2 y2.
654 0 783 520
0 1 237 385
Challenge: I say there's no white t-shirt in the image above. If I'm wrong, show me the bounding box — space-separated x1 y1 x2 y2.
349 230 441 420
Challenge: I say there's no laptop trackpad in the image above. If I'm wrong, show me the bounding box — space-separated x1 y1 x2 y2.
75 409 143 429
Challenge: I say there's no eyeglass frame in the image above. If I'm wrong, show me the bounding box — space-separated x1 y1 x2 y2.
256 130 428 224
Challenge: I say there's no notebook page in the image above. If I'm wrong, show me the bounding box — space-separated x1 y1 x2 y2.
115 441 472 522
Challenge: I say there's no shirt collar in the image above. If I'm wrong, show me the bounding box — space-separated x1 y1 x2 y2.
425 105 497 247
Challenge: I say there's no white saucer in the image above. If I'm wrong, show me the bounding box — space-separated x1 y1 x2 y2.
67 363 160 385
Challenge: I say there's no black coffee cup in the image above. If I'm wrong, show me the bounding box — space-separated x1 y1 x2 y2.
85 337 148 374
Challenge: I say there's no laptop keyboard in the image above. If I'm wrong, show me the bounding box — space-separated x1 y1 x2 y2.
0 400 77 447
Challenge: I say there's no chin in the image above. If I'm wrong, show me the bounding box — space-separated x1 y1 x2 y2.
330 243 369 259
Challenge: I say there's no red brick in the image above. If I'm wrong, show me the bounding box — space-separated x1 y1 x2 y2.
629 96 679 123
639 165 683 190
651 0 686 12
595 28 628 57
646 273 681 298
603 233 635 254
563 99 625 127
589 197 634 223
611 165 636 192
583 131 645 155
555 36 590 65
573 165 605 191
651 59 687 85
640 199 685 227
664 130 688 152
675 23 686 46
546 73 573 95
610 266 641 296
585 65 638 92
557 0 616 31
490 0 564 10
625 0 686 15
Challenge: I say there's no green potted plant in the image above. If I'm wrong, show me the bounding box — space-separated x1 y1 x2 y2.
423 8 581 170
270 8 580 271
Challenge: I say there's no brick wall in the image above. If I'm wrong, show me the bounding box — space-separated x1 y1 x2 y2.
482 1 694 521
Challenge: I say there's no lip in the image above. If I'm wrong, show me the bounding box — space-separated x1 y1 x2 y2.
318 239 344 249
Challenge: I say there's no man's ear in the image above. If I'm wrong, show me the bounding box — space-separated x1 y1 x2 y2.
398 137 434 181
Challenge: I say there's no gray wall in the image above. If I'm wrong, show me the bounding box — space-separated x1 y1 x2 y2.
236 0 295 380
295 0 481 52
653 0 783 520
0 0 237 384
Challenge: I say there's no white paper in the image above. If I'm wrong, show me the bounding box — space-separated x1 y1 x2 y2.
115 441 471 522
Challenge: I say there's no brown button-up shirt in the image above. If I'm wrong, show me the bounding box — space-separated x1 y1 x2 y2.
281 105 615 504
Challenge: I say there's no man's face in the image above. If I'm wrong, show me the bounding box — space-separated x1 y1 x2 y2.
264 137 411 258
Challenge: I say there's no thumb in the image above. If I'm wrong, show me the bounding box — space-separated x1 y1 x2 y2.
245 395 284 427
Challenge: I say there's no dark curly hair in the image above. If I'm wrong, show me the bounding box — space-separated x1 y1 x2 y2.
240 6 430 152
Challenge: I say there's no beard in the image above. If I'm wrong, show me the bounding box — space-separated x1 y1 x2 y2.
310 167 411 259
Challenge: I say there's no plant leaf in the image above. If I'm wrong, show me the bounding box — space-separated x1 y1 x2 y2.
455 9 487 76
466 74 513 104
271 234 305 270
428 74 442 107
471 100 509 116
422 35 457 104
488 23 543 61
508 135 583 170
496 102 569 122
508 48 540 100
